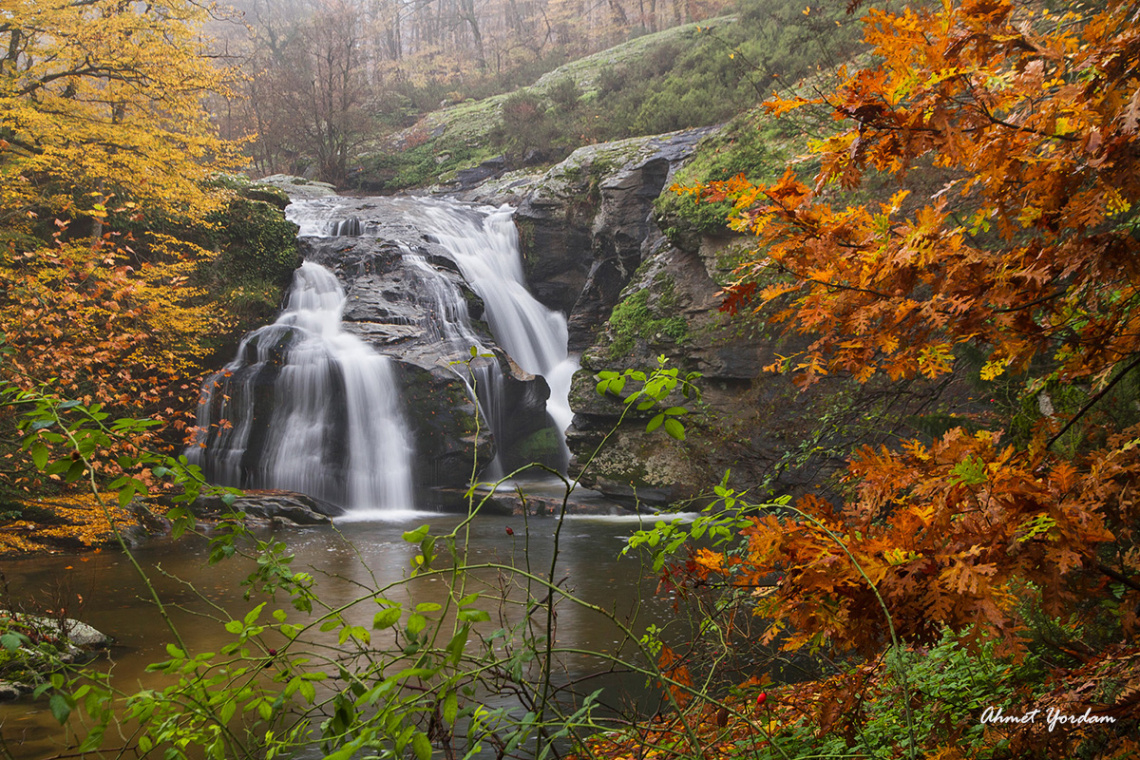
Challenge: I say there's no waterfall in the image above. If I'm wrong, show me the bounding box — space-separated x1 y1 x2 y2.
414 203 579 450
291 195 578 472
191 194 575 514
188 262 415 512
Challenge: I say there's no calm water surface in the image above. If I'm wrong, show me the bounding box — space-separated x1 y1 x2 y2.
1 511 687 758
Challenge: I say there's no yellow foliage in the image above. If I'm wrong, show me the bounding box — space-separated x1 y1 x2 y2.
0 0 247 227
0 0 249 500
0 493 160 555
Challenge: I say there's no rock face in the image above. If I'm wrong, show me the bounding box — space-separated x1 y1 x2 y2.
457 128 880 506
461 127 716 351
562 231 847 506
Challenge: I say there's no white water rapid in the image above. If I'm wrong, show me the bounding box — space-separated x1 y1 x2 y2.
288 196 579 473
188 262 415 512
415 203 580 439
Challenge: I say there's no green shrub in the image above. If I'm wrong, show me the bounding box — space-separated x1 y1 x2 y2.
655 112 790 243
759 630 1045 760
187 191 300 334
546 77 581 112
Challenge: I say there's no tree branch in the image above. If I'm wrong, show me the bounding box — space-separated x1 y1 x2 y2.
1047 353 1140 451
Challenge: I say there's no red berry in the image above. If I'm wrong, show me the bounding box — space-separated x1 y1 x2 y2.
267 648 277 656
505 526 514 535
757 692 767 705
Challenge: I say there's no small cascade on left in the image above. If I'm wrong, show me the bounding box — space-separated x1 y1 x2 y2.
187 261 415 513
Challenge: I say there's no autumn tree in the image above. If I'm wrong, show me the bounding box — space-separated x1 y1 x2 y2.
241 0 374 183
680 0 1140 658
0 0 245 223
0 0 249 500
617 2 1140 755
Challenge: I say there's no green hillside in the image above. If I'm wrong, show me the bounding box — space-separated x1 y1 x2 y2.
352 0 863 192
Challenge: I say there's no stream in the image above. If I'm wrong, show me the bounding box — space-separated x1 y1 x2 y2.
1 511 688 758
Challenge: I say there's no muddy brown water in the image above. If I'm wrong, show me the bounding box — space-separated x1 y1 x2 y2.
1 511 693 758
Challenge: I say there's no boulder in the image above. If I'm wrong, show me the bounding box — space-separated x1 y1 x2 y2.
192 490 343 524
0 611 111 700
255 174 338 199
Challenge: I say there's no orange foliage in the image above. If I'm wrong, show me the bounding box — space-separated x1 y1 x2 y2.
690 427 1140 657
0 230 227 494
683 0 1140 662
710 0 1140 389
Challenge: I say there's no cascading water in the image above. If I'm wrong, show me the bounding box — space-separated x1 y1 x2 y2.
191 194 576 516
402 252 509 461
289 195 578 473
415 204 580 442
188 261 415 512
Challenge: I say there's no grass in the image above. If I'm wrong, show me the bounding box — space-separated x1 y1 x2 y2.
356 0 863 193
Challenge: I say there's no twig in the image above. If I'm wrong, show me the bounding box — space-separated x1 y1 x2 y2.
1046 353 1140 451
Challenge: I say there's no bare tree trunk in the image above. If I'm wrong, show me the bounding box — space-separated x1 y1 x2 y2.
458 0 486 69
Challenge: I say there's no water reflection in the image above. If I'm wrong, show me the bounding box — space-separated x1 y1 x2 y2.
1 513 682 758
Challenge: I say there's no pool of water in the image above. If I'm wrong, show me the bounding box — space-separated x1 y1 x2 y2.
1 510 690 758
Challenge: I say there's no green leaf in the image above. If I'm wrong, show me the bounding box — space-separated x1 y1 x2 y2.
219 699 236 724
411 731 433 760
445 625 470 664
402 525 429 543
457 608 490 623
415 602 441 613
646 413 664 432
65 459 85 483
443 691 458 725
407 613 427 636
299 680 316 703
31 442 48 470
1 632 26 651
664 407 688 416
49 693 72 724
373 608 402 629
244 602 266 627
117 481 138 508
77 725 105 752
663 418 685 440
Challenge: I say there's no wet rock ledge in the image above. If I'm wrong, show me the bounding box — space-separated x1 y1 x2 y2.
0 612 110 700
